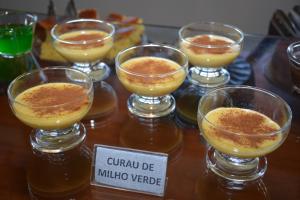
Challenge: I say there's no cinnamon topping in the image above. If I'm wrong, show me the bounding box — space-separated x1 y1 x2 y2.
208 108 279 148
188 35 232 54
59 32 105 49
64 33 105 41
123 58 179 84
126 59 175 74
20 83 88 117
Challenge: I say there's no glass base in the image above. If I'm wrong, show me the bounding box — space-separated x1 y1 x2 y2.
120 114 183 157
188 67 230 87
27 144 91 199
206 147 267 182
195 169 270 198
73 62 110 82
127 94 175 118
30 123 86 153
28 123 91 198
84 81 117 120
83 82 118 129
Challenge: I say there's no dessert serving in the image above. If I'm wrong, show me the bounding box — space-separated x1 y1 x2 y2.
38 12 144 63
8 68 94 198
179 22 244 87
13 82 91 130
116 44 188 118
117 56 186 97
53 30 113 63
180 34 241 68
201 107 282 158
197 86 291 181
51 19 115 82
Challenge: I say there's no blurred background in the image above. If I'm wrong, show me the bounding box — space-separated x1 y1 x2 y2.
0 0 298 34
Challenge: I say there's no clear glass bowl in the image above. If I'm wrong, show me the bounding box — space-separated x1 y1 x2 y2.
179 22 244 87
115 44 188 118
51 19 115 81
7 67 94 198
197 86 292 181
0 10 37 57
7 67 93 152
287 41 300 94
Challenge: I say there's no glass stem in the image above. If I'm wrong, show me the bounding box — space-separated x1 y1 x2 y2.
214 150 259 175
30 123 86 153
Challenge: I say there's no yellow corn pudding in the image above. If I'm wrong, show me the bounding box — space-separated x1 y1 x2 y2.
180 34 240 68
53 30 113 63
117 56 186 96
13 83 91 130
200 107 282 158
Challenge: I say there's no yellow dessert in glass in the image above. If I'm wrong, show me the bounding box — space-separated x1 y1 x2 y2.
201 107 282 158
13 83 92 130
180 34 241 68
51 19 116 121
7 68 94 198
53 30 113 63
197 86 291 181
179 22 244 87
117 56 186 97
51 19 115 82
115 44 188 118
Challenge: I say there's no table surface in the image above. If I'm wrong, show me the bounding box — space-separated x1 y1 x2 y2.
0 19 300 200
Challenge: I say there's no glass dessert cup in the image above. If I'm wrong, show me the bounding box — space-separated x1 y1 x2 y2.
0 11 37 87
197 86 292 182
51 19 115 82
7 67 94 197
287 41 300 94
0 11 37 57
115 44 188 118
179 21 244 88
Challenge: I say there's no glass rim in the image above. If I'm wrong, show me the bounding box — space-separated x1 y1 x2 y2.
7 67 94 109
287 41 300 65
50 18 115 45
115 43 189 78
179 21 244 48
198 85 292 137
0 10 37 25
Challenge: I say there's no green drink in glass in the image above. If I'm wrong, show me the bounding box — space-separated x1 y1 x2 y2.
0 11 37 93
0 11 37 57
0 24 34 56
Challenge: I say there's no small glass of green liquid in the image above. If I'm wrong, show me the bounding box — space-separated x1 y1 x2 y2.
0 11 37 57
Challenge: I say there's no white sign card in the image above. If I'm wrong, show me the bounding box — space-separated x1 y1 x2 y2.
91 145 168 197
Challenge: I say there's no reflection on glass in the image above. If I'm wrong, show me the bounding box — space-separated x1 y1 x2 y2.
83 81 118 129
195 169 270 199
197 86 292 182
174 83 211 126
120 114 183 156
51 19 115 82
7 68 94 198
116 44 188 118
28 144 92 199
174 57 253 128
179 22 243 88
